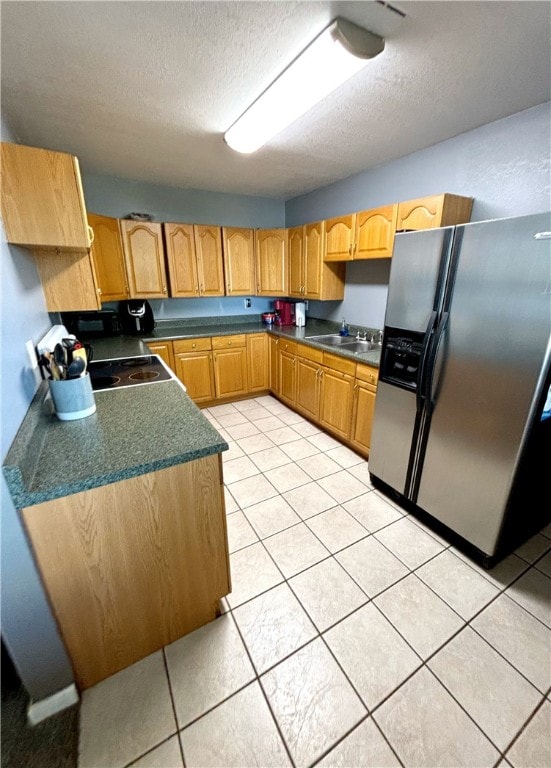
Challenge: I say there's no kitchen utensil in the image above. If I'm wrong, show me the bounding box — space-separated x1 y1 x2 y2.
53 343 67 378
66 357 85 379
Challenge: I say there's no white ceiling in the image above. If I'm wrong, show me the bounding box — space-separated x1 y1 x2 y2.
1 1 550 200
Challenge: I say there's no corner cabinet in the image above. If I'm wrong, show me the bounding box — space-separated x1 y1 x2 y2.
247 333 269 392
88 213 129 301
289 222 345 300
222 227 256 295
120 220 169 299
255 229 288 296
396 194 473 231
1 142 101 311
147 341 175 372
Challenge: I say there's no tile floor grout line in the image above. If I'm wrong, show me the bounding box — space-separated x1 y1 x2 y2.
161 646 187 768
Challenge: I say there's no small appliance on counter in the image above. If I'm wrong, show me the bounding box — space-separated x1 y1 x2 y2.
118 300 155 335
262 312 277 326
61 310 121 338
295 302 306 327
273 300 295 326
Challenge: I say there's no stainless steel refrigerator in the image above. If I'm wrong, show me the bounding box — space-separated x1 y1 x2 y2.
369 212 551 564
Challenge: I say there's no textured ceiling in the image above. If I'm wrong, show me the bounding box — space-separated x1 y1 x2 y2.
1 1 550 199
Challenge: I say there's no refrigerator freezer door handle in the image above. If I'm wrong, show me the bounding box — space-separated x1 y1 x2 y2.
427 311 450 407
417 310 438 413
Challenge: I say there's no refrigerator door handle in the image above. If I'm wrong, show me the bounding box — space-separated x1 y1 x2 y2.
427 311 450 407
417 310 438 412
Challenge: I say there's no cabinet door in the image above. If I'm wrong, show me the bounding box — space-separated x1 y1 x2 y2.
195 225 225 296
1 142 92 251
255 229 288 296
351 382 377 455
397 194 473 231
296 356 320 421
174 351 214 403
269 335 280 394
279 350 296 406
120 221 168 298
288 226 304 298
213 347 248 399
147 341 175 372
324 214 355 261
319 367 354 440
247 333 269 392
222 227 255 295
303 221 323 299
164 223 199 297
354 205 398 260
88 213 129 302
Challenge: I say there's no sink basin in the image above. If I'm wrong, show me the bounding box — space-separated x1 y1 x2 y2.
340 340 379 353
307 334 351 346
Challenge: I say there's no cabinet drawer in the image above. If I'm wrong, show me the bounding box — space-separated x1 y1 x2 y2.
322 352 356 377
173 337 212 353
298 343 323 364
278 339 298 355
212 334 246 349
356 363 379 389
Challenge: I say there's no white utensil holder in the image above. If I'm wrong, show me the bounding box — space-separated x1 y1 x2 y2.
49 373 96 421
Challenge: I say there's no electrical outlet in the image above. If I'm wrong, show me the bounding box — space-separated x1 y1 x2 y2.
244 298 251 308
26 340 43 386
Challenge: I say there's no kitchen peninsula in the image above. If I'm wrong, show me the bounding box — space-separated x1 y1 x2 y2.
2 356 230 690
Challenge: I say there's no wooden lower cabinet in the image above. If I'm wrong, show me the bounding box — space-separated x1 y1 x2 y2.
278 340 298 407
147 341 175 371
21 455 230 690
319 362 355 441
350 364 379 455
269 334 280 394
173 338 215 403
247 333 269 392
296 346 323 421
213 344 248 399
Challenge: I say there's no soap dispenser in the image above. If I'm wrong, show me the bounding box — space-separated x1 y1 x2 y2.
339 318 349 337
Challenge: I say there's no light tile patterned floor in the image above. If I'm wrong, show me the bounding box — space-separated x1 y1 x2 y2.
78 395 551 768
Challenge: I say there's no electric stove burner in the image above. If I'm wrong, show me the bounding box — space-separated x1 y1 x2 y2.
88 355 173 391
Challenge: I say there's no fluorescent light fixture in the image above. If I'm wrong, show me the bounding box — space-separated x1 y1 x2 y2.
224 18 385 154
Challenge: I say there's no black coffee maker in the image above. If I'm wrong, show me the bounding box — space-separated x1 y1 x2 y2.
118 300 155 335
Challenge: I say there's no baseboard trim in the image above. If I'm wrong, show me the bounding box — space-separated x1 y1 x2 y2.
27 683 79 725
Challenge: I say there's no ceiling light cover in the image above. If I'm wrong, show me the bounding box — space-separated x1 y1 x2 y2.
224 18 385 154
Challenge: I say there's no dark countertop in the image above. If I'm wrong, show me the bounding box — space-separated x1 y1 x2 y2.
3 378 228 509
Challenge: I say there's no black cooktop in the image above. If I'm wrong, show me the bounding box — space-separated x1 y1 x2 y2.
88 355 173 391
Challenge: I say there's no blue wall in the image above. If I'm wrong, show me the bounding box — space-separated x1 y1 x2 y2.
286 103 551 328
1 121 75 701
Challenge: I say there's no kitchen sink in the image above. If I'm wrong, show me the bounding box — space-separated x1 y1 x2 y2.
306 334 351 346
339 340 379 353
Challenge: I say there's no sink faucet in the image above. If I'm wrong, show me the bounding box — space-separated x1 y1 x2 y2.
355 330 367 341
371 330 383 345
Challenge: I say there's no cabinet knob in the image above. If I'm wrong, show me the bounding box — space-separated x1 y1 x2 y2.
163 285 167 293
195 286 199 294
228 341 232 345
192 343 196 349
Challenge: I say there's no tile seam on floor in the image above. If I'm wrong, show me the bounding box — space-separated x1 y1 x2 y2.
161 647 186 767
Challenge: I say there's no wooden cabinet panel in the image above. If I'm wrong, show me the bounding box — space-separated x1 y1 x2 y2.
351 382 377 455
88 213 129 301
296 356 320 421
222 227 255 295
319 366 354 440
173 337 212 354
324 214 355 262
255 229 288 296
120 221 168 298
247 333 269 392
303 221 323 299
288 226 304 298
354 205 398 260
212 334 246 350
1 142 91 251
279 341 297 406
174 350 214 403
213 347 248 399
195 225 225 296
147 341 175 371
22 456 229 690
269 334 280 394
33 249 101 311
164 223 199 297
397 194 473 231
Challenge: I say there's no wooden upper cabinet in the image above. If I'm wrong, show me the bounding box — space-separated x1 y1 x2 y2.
304 221 345 301
324 214 355 262
120 220 168 299
222 227 255 295
354 204 398 260
255 228 288 296
1 142 92 251
397 194 473 231
194 225 225 296
88 213 129 302
164 223 199 297
288 226 304 298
